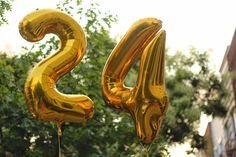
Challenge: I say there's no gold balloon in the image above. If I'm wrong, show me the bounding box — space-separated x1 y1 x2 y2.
19 9 94 123
101 18 169 144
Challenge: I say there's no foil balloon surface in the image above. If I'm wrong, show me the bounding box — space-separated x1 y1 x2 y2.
19 9 94 123
101 18 169 144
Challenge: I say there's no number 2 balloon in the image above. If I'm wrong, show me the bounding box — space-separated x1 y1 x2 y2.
19 9 94 124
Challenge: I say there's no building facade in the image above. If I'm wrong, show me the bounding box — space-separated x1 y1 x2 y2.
223 30 236 157
199 30 236 157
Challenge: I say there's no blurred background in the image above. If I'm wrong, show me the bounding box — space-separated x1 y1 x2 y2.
0 0 236 156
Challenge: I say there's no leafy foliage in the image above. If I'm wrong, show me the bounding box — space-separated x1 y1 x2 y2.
0 0 227 156
0 0 13 25
162 49 227 153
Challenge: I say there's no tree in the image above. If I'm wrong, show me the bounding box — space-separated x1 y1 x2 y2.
0 0 14 25
162 49 227 153
0 0 227 156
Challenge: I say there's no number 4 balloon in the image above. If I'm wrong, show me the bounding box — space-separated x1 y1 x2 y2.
19 9 168 145
101 18 168 144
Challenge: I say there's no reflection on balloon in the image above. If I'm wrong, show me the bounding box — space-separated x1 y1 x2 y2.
101 18 169 144
19 9 94 124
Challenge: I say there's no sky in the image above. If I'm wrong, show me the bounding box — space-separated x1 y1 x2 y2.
102 0 236 70
1 0 236 156
1 0 236 70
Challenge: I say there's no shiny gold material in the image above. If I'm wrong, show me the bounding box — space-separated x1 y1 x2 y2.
19 9 94 123
102 18 169 144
